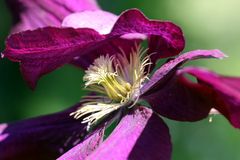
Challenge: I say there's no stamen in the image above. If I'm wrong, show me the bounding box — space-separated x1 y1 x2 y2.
71 45 152 130
70 103 121 130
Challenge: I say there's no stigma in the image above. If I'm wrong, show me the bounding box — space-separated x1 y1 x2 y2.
70 47 151 130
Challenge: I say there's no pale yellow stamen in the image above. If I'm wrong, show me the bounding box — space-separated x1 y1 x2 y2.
71 46 152 130
70 103 121 130
83 55 132 102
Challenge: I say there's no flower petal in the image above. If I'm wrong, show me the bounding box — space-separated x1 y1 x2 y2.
3 27 104 89
110 9 185 61
57 128 104 160
141 49 226 95
62 10 118 35
0 102 101 160
181 67 240 128
87 107 172 160
143 74 213 121
6 0 100 33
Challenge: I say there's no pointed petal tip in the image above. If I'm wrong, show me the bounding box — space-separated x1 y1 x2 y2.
211 49 228 59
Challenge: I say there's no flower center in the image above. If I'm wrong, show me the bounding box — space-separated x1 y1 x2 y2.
70 47 151 130
83 55 132 103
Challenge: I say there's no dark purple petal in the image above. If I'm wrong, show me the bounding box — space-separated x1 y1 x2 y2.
87 107 172 160
0 103 99 160
6 0 100 33
181 67 240 128
141 49 226 95
143 74 213 121
110 9 185 61
58 128 104 160
3 27 105 89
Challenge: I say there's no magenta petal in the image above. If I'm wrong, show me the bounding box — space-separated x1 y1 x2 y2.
87 107 172 160
3 27 104 89
0 103 94 160
141 49 226 95
6 0 100 33
57 128 104 160
110 9 185 60
181 67 240 128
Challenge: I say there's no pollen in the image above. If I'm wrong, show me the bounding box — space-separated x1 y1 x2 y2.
71 46 152 130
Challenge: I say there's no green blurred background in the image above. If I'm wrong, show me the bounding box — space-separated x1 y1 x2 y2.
0 0 240 159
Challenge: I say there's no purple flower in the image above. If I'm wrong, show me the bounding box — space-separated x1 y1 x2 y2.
1 6 240 160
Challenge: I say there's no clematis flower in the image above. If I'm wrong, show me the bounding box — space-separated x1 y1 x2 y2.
1 7 240 160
